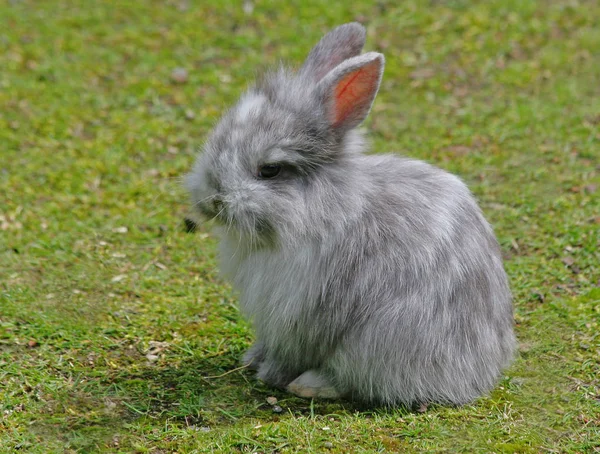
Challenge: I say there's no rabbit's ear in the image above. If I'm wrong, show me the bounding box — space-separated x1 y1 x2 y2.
299 22 366 83
318 52 384 132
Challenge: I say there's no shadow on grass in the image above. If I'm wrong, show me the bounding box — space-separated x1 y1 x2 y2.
25 350 413 451
106 354 408 423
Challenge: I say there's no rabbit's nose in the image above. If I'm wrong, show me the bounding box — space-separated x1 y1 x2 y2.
212 198 224 213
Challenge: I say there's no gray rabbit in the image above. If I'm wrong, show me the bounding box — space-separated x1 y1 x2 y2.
187 23 515 406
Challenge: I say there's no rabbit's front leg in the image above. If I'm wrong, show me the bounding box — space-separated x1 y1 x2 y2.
241 341 266 371
243 342 300 388
287 370 340 399
256 357 300 389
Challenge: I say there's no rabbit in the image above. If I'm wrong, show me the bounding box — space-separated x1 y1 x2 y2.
186 22 515 407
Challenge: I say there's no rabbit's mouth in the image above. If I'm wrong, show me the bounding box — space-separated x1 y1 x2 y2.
197 200 228 223
198 201 275 242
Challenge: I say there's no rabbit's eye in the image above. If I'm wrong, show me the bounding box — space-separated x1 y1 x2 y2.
258 164 282 179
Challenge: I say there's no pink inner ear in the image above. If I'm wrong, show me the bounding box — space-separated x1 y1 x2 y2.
332 60 380 127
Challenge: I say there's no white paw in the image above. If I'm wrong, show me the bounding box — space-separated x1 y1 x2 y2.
286 370 340 399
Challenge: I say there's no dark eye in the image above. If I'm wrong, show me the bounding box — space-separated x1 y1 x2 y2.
257 163 282 179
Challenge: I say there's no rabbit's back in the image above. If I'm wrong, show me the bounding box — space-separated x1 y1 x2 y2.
330 155 514 404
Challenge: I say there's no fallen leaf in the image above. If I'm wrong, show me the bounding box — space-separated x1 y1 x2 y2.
243 0 253 15
446 145 472 156
146 354 159 362
519 342 533 353
218 73 232 84
511 239 520 251
410 68 435 80
146 341 169 356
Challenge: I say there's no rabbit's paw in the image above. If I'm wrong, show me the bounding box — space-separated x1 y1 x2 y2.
287 370 340 399
241 341 266 371
256 358 298 389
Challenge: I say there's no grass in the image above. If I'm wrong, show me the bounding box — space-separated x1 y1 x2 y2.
1 0 599 452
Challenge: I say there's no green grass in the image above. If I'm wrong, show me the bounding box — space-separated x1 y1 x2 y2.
1 0 599 452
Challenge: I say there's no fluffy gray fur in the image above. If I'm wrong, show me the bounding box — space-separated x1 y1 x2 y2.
186 22 515 406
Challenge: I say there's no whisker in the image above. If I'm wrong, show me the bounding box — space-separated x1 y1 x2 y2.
207 205 227 224
226 214 234 237
231 229 242 261
251 216 257 251
192 194 219 208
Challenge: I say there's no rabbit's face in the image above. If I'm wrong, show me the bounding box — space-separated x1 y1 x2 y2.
187 87 333 246
188 23 384 247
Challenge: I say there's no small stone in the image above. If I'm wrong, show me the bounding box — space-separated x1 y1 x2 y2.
171 67 189 84
272 405 283 413
324 442 333 449
27 340 38 348
266 396 278 405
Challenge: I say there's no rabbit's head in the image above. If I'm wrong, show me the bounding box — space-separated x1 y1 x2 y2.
187 23 384 247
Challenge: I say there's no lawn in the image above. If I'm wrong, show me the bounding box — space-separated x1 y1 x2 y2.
1 0 599 452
